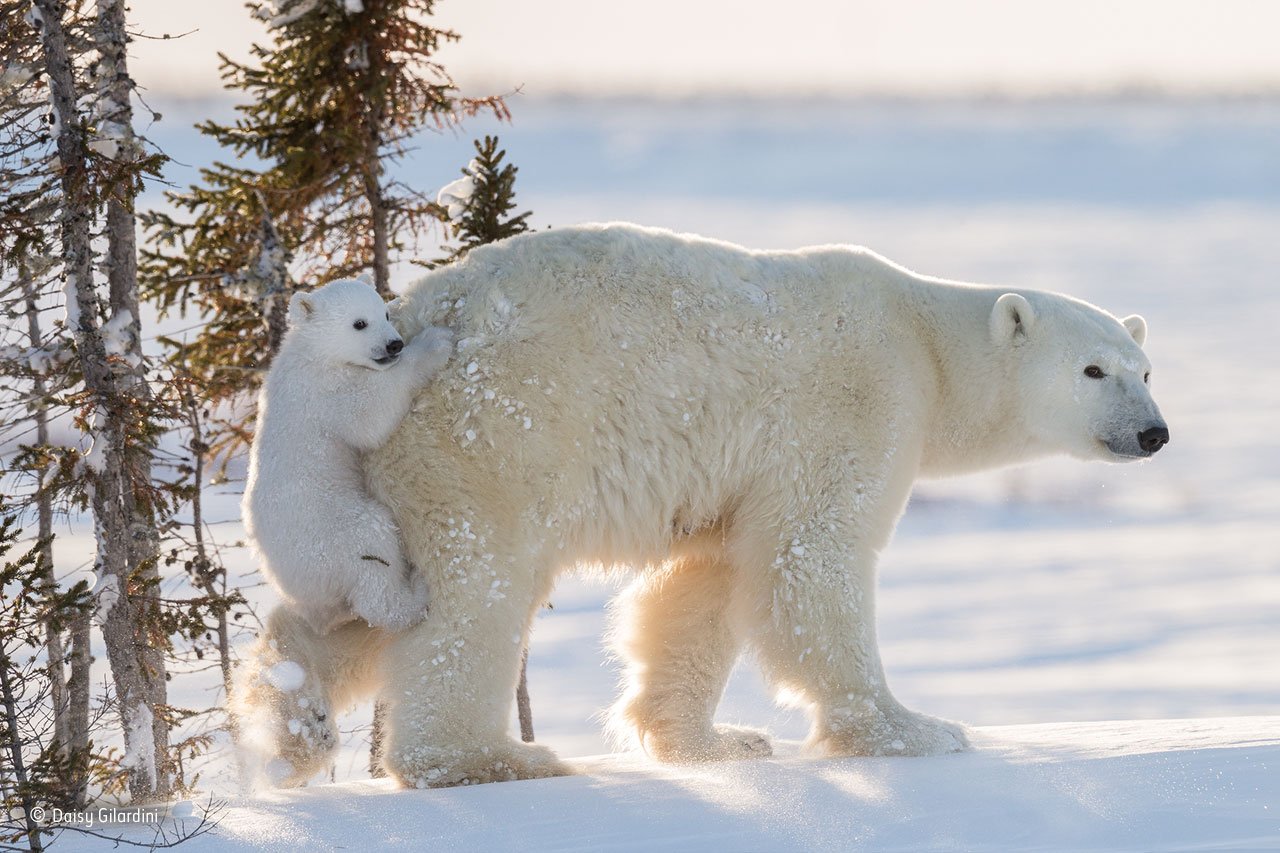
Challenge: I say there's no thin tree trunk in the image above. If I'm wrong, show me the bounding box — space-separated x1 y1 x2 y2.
63 609 91 807
93 0 171 798
190 437 231 700
252 199 292 362
180 383 234 714
359 41 390 297
0 648 45 852
517 650 534 743
368 701 387 778
95 0 141 347
20 272 85 808
21 276 66 740
33 0 169 803
361 133 391 296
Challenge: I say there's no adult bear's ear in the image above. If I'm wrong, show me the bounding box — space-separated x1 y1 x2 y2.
1121 314 1147 347
990 292 1035 344
288 292 316 325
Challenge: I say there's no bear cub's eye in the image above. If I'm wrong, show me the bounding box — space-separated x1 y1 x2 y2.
1083 365 1105 379
1143 371 1151 384
353 319 368 331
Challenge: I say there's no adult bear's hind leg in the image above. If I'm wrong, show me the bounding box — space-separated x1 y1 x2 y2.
379 520 570 788
612 550 771 762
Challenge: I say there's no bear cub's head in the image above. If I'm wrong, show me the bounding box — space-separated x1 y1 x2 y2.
990 291 1169 463
286 278 404 371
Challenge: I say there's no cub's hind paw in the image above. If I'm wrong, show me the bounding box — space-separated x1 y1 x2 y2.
350 563 429 631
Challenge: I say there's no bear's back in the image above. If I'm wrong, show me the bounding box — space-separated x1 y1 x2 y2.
398 223 913 351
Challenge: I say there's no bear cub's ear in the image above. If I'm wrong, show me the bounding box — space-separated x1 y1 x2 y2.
989 292 1036 344
1121 314 1147 347
288 292 316 326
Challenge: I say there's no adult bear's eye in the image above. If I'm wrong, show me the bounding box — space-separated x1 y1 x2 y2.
1084 365 1105 379
1144 371 1151 384
353 319 368 331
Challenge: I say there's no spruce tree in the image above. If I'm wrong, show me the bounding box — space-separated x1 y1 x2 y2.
140 0 508 466
433 135 532 266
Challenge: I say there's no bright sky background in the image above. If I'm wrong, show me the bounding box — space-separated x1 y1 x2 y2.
129 0 1280 98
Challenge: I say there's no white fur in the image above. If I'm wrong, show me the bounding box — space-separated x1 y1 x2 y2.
243 278 453 634
240 224 1167 788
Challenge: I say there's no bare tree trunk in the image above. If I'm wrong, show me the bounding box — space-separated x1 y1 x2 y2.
252 199 293 362
0 648 45 852
94 0 141 345
32 0 170 803
358 43 391 297
63 608 91 807
21 276 66 738
361 132 391 297
93 0 171 798
19 271 88 808
178 382 234 712
516 650 534 743
368 701 387 778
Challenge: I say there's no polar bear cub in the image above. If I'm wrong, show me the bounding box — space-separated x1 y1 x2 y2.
244 278 453 633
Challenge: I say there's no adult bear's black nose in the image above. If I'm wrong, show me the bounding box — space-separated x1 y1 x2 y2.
386 338 404 356
1138 425 1169 454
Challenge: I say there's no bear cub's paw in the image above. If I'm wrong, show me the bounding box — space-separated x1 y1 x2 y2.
268 695 338 787
406 326 455 374
349 559 430 631
238 655 338 788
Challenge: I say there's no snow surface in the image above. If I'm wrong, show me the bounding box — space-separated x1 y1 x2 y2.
33 95 1280 849
59 717 1279 852
264 660 306 693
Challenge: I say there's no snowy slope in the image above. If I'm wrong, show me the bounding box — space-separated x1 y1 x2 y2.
61 717 1279 852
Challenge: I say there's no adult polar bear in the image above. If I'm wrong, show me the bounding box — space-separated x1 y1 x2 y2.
249 222 1168 788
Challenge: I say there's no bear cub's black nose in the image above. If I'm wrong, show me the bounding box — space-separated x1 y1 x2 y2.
1138 426 1169 454
386 339 404 356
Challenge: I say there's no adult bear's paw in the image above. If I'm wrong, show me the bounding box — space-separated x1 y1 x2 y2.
643 723 774 763
387 739 572 789
812 703 970 758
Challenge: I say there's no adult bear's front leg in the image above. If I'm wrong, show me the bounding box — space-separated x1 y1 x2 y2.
733 508 969 759
377 516 570 787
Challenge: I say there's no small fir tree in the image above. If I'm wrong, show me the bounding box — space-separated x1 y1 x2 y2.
140 0 509 466
433 135 532 267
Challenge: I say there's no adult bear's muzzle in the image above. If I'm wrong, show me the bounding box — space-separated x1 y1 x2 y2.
1137 424 1169 454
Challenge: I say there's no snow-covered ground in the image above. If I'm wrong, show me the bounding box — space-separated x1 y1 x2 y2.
61 718 1280 851
44 96 1280 848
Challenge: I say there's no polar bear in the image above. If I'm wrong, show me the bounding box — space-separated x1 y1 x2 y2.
243 278 453 634
240 224 1168 788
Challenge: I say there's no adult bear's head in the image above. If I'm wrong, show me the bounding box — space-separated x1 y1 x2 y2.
989 291 1169 462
